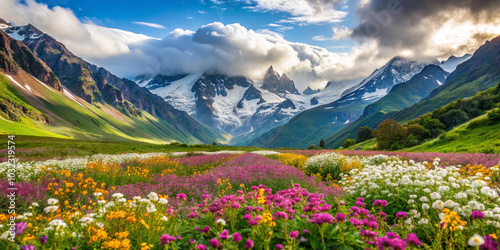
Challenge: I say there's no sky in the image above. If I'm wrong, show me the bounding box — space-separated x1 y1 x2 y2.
1 0 500 90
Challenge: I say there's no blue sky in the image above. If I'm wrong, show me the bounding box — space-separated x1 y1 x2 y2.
37 0 357 53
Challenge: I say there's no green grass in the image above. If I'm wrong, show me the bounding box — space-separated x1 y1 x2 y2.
342 138 377 151
0 135 263 160
407 115 500 154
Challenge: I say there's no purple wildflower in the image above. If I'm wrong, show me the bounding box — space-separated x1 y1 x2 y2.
336 213 346 222
289 230 299 239
209 238 221 247
395 212 408 218
481 235 499 250
15 222 28 235
245 239 254 249
472 211 485 219
40 235 48 244
219 230 229 240
310 213 334 225
405 233 422 247
233 232 242 242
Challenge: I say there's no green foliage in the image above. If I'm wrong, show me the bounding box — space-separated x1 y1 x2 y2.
375 119 405 150
488 107 500 122
319 139 326 149
356 126 374 143
308 144 315 150
466 116 490 129
341 138 356 148
415 116 445 138
440 109 469 128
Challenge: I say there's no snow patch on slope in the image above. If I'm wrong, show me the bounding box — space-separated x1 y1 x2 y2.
362 88 388 101
213 85 249 127
152 73 202 115
5 74 28 92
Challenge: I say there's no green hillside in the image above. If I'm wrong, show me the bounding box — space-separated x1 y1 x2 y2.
390 36 500 124
0 72 213 144
324 65 448 149
407 113 500 154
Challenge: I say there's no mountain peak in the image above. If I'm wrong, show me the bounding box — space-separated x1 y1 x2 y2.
265 65 280 79
261 66 299 96
0 18 11 29
303 86 320 95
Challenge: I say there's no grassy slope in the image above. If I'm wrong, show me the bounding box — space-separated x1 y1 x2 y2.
0 135 263 160
0 72 208 144
408 115 500 154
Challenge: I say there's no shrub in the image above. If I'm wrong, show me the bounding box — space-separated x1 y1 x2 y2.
376 119 404 150
304 153 362 181
466 116 490 130
488 107 500 122
319 139 326 149
439 109 469 129
342 139 356 148
357 126 374 143
416 116 445 138
308 145 315 150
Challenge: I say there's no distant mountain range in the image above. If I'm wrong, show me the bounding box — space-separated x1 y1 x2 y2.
0 17 497 148
134 65 356 145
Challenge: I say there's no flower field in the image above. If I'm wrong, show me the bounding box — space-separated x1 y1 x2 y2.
1 150 500 249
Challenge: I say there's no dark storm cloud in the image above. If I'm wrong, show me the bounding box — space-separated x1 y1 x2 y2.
351 0 500 59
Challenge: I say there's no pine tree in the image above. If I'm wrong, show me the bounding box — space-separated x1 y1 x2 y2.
319 139 326 149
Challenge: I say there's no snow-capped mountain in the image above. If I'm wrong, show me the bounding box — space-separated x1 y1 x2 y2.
135 66 337 144
440 54 472 73
249 56 428 148
0 18 11 29
341 56 426 99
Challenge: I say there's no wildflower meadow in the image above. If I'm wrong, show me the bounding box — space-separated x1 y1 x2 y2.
1 150 500 249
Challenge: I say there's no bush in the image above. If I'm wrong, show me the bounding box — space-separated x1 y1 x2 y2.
488 107 500 122
439 109 469 129
342 139 356 148
416 116 445 138
304 153 362 181
357 126 374 143
376 119 404 150
466 116 490 130
308 145 315 150
319 139 326 149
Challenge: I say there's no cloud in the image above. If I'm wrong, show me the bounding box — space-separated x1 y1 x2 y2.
198 10 208 14
213 0 348 25
132 21 166 29
0 0 387 91
312 35 331 41
350 0 500 60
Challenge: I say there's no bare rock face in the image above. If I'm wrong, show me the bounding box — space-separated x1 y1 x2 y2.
0 29 62 91
261 66 299 96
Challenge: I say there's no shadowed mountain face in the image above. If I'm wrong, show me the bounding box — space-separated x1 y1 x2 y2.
2 23 224 144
